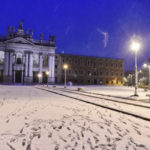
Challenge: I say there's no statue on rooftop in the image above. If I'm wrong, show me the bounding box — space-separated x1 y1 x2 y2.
19 20 23 29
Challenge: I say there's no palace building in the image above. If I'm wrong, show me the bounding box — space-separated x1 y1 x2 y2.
0 21 124 85
55 53 124 85
0 21 56 84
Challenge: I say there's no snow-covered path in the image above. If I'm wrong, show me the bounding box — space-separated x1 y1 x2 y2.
37 86 150 121
0 85 150 150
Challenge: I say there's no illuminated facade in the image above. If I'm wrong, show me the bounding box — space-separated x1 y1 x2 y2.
55 54 124 85
0 21 56 84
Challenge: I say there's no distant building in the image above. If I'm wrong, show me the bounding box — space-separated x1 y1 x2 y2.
55 53 124 85
0 21 56 84
125 58 150 86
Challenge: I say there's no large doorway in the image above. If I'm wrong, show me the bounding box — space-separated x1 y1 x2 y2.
42 72 48 84
15 71 22 83
0 70 3 82
94 79 97 85
33 72 38 83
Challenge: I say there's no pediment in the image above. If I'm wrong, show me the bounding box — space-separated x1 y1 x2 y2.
5 37 34 45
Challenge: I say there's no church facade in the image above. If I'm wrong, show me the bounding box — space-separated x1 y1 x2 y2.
0 21 56 84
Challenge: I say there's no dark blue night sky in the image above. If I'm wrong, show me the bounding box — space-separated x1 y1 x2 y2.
0 0 150 70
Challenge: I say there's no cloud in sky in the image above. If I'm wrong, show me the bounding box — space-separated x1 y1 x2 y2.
97 28 108 48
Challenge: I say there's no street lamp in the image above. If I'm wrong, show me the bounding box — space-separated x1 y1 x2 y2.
143 63 150 89
38 73 42 84
63 64 68 88
130 41 141 96
46 71 49 87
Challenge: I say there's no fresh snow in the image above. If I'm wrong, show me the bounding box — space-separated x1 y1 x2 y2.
56 85 150 100
0 85 150 150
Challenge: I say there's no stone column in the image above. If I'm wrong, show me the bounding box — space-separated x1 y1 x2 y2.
13 54 16 64
48 54 55 83
9 52 13 77
29 52 33 77
4 52 9 76
24 52 33 84
39 53 43 83
21 71 24 83
3 51 9 83
51 54 55 83
13 71 16 83
22 55 25 64
25 52 29 77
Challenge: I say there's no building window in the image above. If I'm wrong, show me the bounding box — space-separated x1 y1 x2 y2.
0 51 4 65
106 80 108 84
93 62 96 67
69 69 72 74
16 52 22 64
99 63 103 67
94 71 97 75
16 58 21 64
88 71 91 75
33 53 39 67
100 71 103 76
55 65 57 69
80 70 84 75
90 61 93 66
80 59 83 65
106 71 108 76
75 70 78 75
74 59 77 64
69 58 72 64
43 55 48 67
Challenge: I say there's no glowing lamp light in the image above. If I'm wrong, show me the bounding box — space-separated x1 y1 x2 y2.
46 71 49 75
139 70 142 73
130 41 140 52
63 64 68 70
143 63 147 68
38 73 42 78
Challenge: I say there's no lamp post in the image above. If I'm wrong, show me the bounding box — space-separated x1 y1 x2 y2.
130 41 140 96
46 71 49 87
143 63 150 89
38 73 42 85
63 64 68 88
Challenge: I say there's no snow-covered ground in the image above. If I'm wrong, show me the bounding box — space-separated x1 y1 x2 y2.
0 85 150 150
55 85 150 100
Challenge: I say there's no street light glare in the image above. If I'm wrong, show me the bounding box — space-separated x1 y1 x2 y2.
38 73 42 78
46 71 49 75
130 41 140 52
63 64 68 69
143 63 147 68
